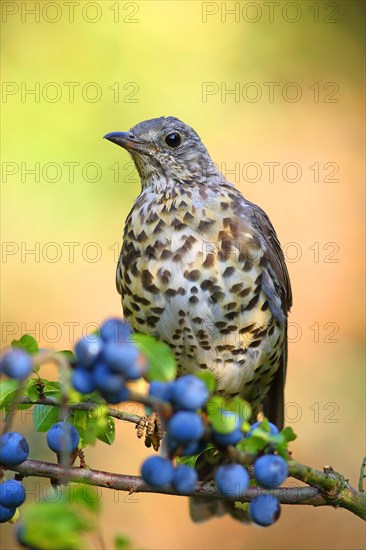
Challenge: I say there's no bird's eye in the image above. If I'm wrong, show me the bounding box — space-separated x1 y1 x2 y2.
165 132 182 148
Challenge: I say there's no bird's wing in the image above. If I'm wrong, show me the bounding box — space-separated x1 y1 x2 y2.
247 201 292 314
245 201 292 430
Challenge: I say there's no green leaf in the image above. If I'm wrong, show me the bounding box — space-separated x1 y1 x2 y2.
32 394 61 432
68 403 115 447
274 426 297 458
58 350 76 363
134 333 176 382
176 443 214 469
206 396 251 434
237 433 268 454
0 379 19 410
11 334 39 354
97 415 115 445
237 420 297 458
69 484 100 513
27 379 41 403
281 426 297 443
115 535 131 550
70 409 88 431
195 371 216 393
227 397 252 422
43 381 62 394
21 500 91 550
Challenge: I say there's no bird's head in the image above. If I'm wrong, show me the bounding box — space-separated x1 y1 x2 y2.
104 117 220 189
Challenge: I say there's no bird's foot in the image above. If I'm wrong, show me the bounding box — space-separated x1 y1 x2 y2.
136 411 164 451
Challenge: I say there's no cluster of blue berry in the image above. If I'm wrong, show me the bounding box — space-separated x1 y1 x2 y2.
0 422 80 526
0 433 29 523
142 375 288 526
72 318 147 403
0 320 289 528
141 375 210 493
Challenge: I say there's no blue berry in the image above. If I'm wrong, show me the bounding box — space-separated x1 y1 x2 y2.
72 368 96 394
0 480 26 508
1 349 33 379
171 375 209 410
248 421 279 437
149 381 175 402
92 362 125 394
250 494 281 526
104 342 146 380
213 428 243 447
172 465 198 493
168 411 204 444
75 336 103 368
141 456 174 487
215 463 250 498
46 422 79 453
0 504 16 523
0 432 29 466
254 455 288 489
100 384 130 404
100 318 132 343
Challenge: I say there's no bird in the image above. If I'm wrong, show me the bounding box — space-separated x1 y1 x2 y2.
104 116 292 521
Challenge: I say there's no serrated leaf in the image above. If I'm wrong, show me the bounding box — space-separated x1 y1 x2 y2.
11 334 39 354
32 400 60 432
134 333 176 381
195 371 216 393
115 534 131 549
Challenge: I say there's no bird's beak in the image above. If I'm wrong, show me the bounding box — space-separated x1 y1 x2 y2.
103 131 150 154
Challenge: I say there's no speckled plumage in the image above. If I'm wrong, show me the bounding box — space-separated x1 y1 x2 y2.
105 117 292 429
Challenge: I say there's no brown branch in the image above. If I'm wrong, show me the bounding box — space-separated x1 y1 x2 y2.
7 387 366 520
9 458 322 503
6 459 365 520
287 458 366 518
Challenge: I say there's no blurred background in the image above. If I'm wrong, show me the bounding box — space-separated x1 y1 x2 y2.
1 1 365 548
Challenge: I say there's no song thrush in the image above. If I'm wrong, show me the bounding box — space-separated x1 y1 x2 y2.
104 117 292 520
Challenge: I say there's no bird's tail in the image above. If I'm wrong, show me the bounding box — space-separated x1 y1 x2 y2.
189 496 251 523
189 447 251 523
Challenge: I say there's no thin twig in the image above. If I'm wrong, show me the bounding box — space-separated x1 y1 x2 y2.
13 397 142 425
359 455 366 493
